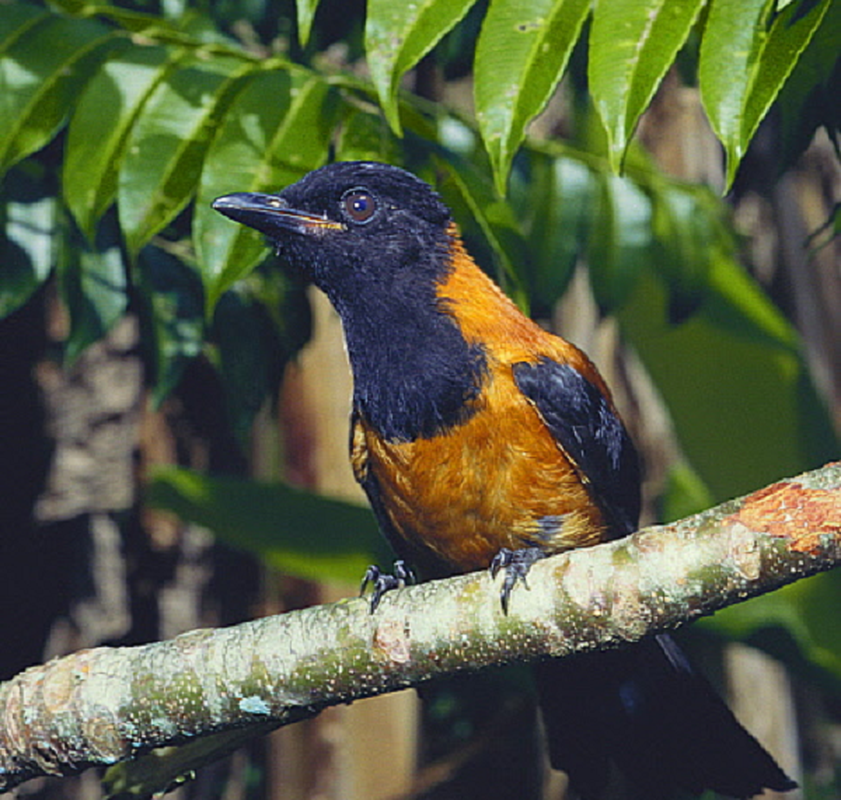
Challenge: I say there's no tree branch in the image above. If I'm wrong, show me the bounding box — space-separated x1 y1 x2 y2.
2 463 840 793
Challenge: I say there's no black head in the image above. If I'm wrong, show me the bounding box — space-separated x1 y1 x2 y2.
213 162 485 441
212 161 453 310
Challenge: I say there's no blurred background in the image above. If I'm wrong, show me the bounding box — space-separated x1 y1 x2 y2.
0 0 838 798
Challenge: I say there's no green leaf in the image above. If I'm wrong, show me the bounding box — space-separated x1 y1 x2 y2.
650 183 716 322
658 461 714 523
699 0 832 191
244 266 312 362
698 0 771 178
295 0 320 47
589 0 705 172
64 43 182 240
118 52 255 258
739 0 833 170
336 108 401 164
211 283 303 439
518 153 596 312
700 570 841 691
49 0 179 35
139 245 205 405
617 259 836 504
0 13 122 174
587 172 652 312
0 164 56 320
147 466 387 584
702 246 799 351
474 0 590 195
365 0 477 133
0 3 48 53
776 0 841 169
58 213 128 363
195 70 337 314
195 69 296 299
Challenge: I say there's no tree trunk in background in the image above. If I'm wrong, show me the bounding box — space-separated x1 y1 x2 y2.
0 284 261 800
34 312 140 660
269 289 419 800
725 644 801 800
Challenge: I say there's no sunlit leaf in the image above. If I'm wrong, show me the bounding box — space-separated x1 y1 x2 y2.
739 0 832 174
699 0 832 190
0 14 122 174
295 0 320 46
194 70 292 304
64 43 183 240
195 69 337 314
0 165 56 320
589 0 704 171
366 0 476 133
118 52 255 258
475 0 590 194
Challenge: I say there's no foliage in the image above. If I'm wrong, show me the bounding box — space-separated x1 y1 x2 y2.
147 465 388 581
0 0 839 680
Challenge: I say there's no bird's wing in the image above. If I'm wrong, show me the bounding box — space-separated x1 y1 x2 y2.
513 356 640 537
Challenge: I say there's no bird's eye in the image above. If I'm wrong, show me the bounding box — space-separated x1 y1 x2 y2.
342 190 377 224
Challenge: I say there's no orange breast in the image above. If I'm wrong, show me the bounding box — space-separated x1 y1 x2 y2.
353 233 611 576
358 374 606 575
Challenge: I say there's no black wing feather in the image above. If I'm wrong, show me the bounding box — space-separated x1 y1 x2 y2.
513 357 640 537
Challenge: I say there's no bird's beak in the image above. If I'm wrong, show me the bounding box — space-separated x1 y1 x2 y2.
211 192 344 237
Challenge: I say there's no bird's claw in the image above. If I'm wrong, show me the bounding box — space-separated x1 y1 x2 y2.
490 547 545 614
360 560 414 612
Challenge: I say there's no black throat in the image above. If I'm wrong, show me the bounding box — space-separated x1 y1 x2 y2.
336 257 487 443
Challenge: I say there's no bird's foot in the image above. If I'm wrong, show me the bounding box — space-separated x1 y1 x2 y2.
360 560 414 612
490 547 546 613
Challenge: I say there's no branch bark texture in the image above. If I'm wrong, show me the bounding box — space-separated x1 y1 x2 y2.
2 463 840 792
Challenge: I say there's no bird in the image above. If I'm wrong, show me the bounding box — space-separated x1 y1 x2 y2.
212 161 797 799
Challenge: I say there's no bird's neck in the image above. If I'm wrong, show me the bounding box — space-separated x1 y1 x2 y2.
436 236 549 354
341 231 488 442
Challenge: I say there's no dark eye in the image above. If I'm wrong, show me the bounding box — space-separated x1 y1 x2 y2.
342 190 377 224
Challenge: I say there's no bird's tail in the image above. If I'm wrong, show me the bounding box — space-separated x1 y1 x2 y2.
536 634 797 800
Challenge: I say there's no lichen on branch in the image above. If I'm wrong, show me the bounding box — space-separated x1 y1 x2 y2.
1 463 839 794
